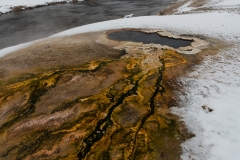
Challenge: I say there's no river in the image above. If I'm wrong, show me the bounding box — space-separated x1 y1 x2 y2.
0 0 175 50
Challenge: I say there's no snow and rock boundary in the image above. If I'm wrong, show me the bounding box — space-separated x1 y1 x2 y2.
0 0 84 15
160 0 240 15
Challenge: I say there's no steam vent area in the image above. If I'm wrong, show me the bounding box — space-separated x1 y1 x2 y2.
0 29 209 160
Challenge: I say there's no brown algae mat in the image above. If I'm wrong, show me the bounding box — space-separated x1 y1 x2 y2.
0 30 222 159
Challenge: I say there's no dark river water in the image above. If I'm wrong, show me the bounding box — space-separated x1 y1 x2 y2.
0 0 175 50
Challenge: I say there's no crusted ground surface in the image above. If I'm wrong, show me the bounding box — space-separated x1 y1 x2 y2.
0 30 220 160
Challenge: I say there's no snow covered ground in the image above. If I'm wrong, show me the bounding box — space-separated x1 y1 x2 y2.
172 44 240 160
0 0 240 159
175 0 240 14
0 0 83 14
206 0 240 6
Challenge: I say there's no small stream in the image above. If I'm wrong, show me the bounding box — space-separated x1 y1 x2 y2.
0 0 176 50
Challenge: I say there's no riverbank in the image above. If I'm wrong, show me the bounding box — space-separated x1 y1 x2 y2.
0 0 84 14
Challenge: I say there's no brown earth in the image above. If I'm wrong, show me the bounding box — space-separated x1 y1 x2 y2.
0 30 224 160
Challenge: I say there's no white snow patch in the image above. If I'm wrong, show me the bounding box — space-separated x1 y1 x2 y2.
124 14 134 18
216 0 240 6
0 39 41 58
175 1 194 14
203 0 240 8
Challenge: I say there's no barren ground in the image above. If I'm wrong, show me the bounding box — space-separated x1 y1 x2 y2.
0 29 226 159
